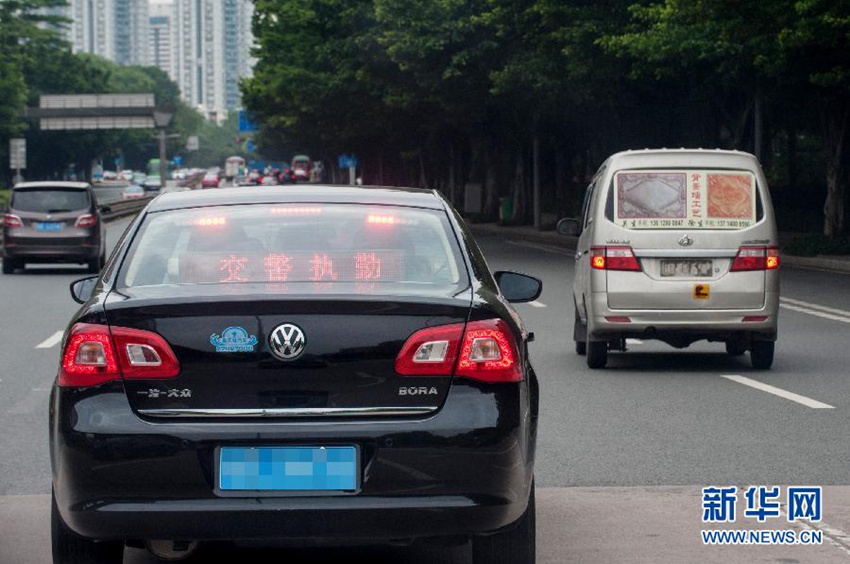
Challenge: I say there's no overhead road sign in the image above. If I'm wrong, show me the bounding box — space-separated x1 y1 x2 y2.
22 94 160 130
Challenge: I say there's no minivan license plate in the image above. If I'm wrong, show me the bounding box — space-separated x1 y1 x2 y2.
35 222 62 231
660 259 713 277
218 446 358 491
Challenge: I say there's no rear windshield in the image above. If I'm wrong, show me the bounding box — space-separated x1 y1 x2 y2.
119 203 468 293
11 189 90 213
610 169 758 230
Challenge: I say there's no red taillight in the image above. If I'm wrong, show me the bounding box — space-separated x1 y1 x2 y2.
75 214 96 227
730 246 780 272
395 319 522 383
590 246 642 271
456 319 522 382
3 214 22 227
59 323 180 387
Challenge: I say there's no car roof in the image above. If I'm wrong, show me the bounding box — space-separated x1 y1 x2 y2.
603 148 760 171
13 181 91 190
146 185 445 212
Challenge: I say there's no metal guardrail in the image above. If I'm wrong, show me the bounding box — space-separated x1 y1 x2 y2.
102 197 153 222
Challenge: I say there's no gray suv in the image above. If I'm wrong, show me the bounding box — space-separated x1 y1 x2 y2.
3 181 107 274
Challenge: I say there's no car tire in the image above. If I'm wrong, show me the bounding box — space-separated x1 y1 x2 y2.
725 340 746 356
586 340 608 369
472 482 535 564
52 489 123 564
750 341 775 369
2 257 17 274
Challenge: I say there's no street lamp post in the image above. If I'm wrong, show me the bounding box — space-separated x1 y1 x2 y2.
153 110 174 190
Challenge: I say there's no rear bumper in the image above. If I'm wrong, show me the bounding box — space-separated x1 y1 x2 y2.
587 290 779 339
50 379 537 542
3 240 99 261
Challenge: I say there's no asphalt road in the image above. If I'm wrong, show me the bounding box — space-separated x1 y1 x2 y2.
1 217 849 562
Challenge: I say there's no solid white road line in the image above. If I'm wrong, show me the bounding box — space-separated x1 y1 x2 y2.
528 300 547 308
35 331 63 349
721 375 835 409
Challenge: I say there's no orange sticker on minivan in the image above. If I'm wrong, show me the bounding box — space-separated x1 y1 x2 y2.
693 284 710 299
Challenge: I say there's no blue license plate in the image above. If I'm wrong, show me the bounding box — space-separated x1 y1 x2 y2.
219 446 358 491
35 222 62 231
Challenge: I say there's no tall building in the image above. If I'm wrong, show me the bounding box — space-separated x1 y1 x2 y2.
42 0 255 122
149 2 173 77
61 0 150 66
171 0 255 122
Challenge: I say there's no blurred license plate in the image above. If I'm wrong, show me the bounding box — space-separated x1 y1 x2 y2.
34 222 62 231
219 446 358 491
660 259 713 277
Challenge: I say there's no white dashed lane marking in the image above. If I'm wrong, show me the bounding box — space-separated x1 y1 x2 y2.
35 331 63 349
721 375 835 409
528 301 547 308
780 297 850 324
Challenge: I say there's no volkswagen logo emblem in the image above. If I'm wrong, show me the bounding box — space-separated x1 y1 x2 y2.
678 235 694 247
269 323 306 360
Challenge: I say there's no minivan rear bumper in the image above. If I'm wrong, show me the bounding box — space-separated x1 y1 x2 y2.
587 290 779 338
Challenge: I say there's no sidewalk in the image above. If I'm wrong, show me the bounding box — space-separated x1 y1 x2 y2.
467 222 850 275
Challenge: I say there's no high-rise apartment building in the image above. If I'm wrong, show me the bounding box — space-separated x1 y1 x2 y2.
60 0 150 66
43 0 254 122
149 2 173 77
171 0 255 122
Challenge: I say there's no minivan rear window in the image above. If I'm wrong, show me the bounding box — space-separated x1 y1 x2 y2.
610 169 757 230
11 189 90 213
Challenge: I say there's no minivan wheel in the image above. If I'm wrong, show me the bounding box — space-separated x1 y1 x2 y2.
750 341 775 369
586 340 608 369
472 481 535 564
52 489 123 564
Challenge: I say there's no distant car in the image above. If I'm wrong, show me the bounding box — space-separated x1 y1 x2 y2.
558 148 780 369
52 185 541 564
120 184 146 200
246 169 262 185
278 166 297 184
2 181 106 274
142 175 162 192
201 170 221 188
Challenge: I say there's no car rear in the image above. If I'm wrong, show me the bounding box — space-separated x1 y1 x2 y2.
3 182 102 272
583 150 779 367
50 189 536 556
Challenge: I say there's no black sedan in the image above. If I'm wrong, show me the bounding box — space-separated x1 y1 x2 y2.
50 185 541 563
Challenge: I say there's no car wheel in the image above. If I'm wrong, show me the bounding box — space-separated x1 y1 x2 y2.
750 341 774 369
725 340 746 356
472 482 535 564
52 489 123 564
2 257 17 274
586 340 608 369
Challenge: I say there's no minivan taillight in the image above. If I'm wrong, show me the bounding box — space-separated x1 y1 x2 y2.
395 319 522 383
3 214 22 227
730 246 780 272
59 323 180 387
75 214 96 227
590 246 642 271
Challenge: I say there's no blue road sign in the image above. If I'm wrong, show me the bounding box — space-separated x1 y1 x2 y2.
238 110 258 133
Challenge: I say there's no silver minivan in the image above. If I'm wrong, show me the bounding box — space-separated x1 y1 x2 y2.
558 149 779 369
